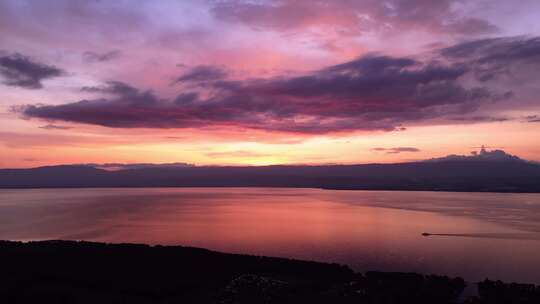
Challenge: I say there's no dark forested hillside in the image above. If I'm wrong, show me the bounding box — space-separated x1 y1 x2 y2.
1 160 540 192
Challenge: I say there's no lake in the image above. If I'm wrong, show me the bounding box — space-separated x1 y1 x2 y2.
1 188 540 284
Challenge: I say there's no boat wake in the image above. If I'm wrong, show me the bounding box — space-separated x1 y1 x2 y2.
421 232 540 241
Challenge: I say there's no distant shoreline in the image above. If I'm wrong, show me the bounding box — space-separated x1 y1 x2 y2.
2 160 540 193
1 185 540 194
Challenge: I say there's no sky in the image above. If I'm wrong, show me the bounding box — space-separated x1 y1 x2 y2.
1 0 540 168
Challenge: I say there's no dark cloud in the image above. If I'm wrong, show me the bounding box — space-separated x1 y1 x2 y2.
441 37 540 62
525 115 540 123
19 36 539 134
174 65 228 84
448 116 511 123
14 57 497 132
0 53 63 89
211 0 497 36
372 147 421 154
39 124 72 130
81 81 139 96
174 92 199 104
22 81 164 128
441 36 540 82
83 50 122 63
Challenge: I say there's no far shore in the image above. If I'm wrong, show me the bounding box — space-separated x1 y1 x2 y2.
2 185 540 194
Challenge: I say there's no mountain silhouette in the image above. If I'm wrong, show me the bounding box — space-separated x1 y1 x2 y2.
2 150 539 192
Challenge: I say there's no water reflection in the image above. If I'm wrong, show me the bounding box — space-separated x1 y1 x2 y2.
1 188 540 283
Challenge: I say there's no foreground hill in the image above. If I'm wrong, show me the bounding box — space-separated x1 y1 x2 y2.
1 158 540 192
0 241 540 304
2 240 539 303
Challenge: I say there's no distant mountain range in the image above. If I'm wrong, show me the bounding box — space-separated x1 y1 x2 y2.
1 149 540 192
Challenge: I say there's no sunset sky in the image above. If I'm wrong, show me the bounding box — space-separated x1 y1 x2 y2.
1 0 540 168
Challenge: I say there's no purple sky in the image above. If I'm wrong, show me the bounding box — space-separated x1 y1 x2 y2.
1 0 540 167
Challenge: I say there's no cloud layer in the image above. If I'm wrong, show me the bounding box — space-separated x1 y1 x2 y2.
211 0 498 36
18 36 540 134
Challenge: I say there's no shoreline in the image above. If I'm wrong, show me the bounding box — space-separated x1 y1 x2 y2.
3 161 539 193
2 185 540 194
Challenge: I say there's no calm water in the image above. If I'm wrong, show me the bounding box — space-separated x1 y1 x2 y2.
1 188 540 283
